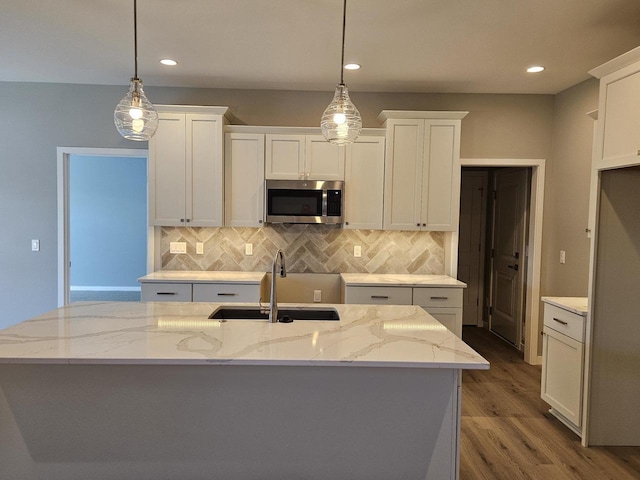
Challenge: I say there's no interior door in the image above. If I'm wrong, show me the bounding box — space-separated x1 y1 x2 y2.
489 168 529 348
457 170 488 326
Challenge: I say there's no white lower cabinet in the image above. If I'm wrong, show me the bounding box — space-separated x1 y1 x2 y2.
142 282 262 303
541 301 586 435
141 283 193 302
342 285 464 337
192 283 262 303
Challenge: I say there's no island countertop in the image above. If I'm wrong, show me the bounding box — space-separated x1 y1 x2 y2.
340 273 466 288
0 302 488 370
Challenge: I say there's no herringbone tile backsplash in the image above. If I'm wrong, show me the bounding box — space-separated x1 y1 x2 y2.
161 225 444 274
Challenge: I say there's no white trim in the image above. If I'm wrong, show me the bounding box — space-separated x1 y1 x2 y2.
57 147 153 308
377 110 469 123
588 45 640 79
70 286 141 292
457 158 546 366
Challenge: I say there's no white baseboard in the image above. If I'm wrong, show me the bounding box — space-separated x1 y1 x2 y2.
69 286 141 292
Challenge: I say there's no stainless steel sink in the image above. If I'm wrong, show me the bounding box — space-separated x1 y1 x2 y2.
208 306 340 321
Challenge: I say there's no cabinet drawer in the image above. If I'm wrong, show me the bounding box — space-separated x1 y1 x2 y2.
543 303 585 342
344 286 412 305
192 283 261 303
141 283 192 302
413 287 463 308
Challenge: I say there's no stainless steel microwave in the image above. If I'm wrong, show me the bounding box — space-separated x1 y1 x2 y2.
265 180 344 224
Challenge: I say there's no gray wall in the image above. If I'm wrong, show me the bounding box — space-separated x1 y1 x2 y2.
0 81 556 329
542 79 599 297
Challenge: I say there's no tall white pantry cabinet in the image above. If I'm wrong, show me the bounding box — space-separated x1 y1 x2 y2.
148 105 229 227
582 46 640 447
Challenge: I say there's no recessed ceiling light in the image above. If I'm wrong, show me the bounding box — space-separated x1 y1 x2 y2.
344 63 361 70
160 59 178 66
527 65 545 73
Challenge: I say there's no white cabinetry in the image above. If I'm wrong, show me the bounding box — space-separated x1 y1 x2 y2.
265 134 344 180
378 111 467 231
342 283 464 337
149 106 228 226
224 133 265 227
141 283 193 302
540 299 586 436
344 135 385 230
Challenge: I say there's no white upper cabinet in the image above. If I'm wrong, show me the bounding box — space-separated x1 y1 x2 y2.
224 133 265 227
149 106 228 227
590 50 640 170
344 135 385 230
265 134 344 180
379 111 466 231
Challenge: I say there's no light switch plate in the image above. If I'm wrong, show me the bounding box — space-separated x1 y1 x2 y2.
31 239 40 252
196 242 204 255
560 250 566 264
313 290 322 302
354 245 362 257
245 243 253 256
170 242 187 254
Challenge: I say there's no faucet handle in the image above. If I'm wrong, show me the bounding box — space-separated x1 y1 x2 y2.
258 295 269 315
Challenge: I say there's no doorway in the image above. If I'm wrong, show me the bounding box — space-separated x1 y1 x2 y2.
57 147 154 306
68 154 147 302
457 159 543 363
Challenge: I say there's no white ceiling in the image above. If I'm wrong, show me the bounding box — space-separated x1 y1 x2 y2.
2 0 640 94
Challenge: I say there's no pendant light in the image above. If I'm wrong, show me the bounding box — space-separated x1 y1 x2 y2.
321 0 362 145
114 0 158 141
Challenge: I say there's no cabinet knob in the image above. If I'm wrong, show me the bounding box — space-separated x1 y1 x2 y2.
422 223 426 227
417 223 420 227
180 218 185 223
345 221 349 225
186 219 191 223
259 220 263 224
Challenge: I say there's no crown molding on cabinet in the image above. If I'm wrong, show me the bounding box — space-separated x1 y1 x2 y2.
377 110 469 124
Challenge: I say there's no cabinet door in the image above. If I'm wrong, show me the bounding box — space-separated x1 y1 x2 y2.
421 121 460 231
225 133 265 227
600 69 640 169
344 136 385 230
541 329 584 427
383 119 423 230
187 114 224 226
149 113 187 226
424 307 462 337
265 134 305 179
305 135 345 180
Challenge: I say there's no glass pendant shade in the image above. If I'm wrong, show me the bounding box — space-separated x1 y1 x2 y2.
114 78 158 141
321 84 362 145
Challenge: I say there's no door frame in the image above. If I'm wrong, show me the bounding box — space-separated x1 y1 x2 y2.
56 147 156 307
446 158 545 365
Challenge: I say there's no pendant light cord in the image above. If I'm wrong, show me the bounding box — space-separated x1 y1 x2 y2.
133 0 138 79
339 0 347 85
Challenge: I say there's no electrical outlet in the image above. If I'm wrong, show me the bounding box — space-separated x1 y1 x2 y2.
354 245 362 257
313 290 322 302
170 242 187 254
560 250 566 264
245 243 253 255
196 242 204 255
31 239 40 252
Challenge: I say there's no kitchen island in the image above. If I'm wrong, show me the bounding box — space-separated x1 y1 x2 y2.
0 301 488 480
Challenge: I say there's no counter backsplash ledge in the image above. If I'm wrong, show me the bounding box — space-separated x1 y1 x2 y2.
161 225 444 274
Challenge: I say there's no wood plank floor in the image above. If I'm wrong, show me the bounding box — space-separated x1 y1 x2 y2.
460 326 640 480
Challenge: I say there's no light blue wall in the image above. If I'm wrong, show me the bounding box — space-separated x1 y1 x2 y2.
69 155 146 288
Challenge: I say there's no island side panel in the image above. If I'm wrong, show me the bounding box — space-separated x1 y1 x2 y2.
0 364 459 480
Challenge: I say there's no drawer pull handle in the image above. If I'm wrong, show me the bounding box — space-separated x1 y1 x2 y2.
156 292 176 296
430 296 449 300
371 295 389 299
217 293 237 296
553 317 568 326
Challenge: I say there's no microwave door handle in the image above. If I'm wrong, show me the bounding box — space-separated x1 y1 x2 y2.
322 190 328 217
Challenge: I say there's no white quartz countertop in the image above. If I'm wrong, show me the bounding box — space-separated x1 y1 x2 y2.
340 273 466 288
541 296 588 316
138 271 266 284
0 302 488 370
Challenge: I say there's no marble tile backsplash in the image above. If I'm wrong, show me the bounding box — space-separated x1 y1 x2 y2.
161 225 444 274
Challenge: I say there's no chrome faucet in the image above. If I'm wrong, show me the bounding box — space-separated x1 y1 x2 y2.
269 249 287 323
